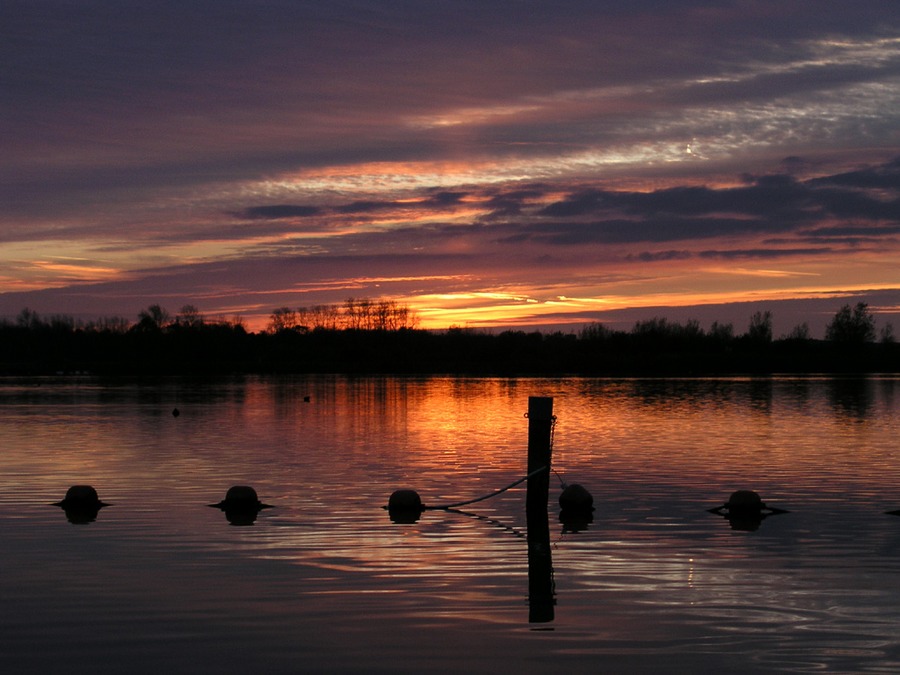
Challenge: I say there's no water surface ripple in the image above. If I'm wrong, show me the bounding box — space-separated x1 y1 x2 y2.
1 375 899 673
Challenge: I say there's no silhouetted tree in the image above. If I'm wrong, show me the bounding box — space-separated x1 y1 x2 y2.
826 303 876 343
747 311 773 343
783 322 810 340
374 299 394 330
297 304 341 330
225 315 247 332
632 317 702 342
632 317 671 338
136 304 170 331
85 316 131 333
373 299 416 330
708 321 734 341
579 322 613 340
16 307 40 329
176 304 204 328
268 307 299 333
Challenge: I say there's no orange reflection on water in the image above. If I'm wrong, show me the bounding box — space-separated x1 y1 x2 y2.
4 375 900 673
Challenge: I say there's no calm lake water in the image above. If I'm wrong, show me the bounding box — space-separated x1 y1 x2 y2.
2 375 900 674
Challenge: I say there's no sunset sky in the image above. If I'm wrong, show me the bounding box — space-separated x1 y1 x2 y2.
3 1 900 335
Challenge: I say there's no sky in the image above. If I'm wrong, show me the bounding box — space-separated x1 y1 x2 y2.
2 1 900 336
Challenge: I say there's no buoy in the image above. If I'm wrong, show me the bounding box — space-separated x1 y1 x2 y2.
559 483 595 513
386 489 424 523
172 408 180 417
708 489 788 531
53 485 109 524
303 396 310 403
725 489 764 514
388 489 423 511
210 485 271 510
209 485 272 526
55 484 107 507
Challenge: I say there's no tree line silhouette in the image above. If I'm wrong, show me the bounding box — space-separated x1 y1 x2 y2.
1 300 897 376
268 298 417 332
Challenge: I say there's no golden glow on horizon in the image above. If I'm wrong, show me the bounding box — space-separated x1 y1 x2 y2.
401 279 900 331
229 274 900 333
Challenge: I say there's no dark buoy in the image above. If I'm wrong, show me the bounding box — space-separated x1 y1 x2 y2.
559 483 594 513
53 485 109 524
559 483 595 531
209 485 272 526
708 489 788 531
388 489 422 511
303 396 310 403
172 408 180 417
386 489 424 523
725 489 763 514
56 484 107 506
210 485 271 509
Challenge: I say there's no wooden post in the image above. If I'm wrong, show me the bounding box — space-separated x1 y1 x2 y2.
526 396 554 623
526 396 553 512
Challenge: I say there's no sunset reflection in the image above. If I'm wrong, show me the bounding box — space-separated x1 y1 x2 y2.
3 376 900 672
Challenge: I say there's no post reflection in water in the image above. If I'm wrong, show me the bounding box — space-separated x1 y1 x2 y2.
527 497 555 625
526 396 555 624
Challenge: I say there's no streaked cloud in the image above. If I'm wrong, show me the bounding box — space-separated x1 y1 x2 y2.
1 1 899 334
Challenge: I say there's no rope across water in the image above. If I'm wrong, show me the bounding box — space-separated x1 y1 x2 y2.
423 465 549 511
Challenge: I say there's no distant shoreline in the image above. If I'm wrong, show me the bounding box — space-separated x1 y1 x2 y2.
2 324 897 377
